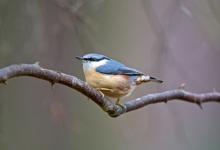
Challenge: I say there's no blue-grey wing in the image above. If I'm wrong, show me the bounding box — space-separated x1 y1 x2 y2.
117 66 144 76
96 60 143 76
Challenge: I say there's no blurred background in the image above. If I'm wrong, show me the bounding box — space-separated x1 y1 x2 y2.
0 0 220 150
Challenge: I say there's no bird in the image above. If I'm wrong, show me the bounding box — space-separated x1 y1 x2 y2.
76 53 163 107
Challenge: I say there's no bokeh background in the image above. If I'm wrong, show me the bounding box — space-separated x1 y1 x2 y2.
0 0 220 150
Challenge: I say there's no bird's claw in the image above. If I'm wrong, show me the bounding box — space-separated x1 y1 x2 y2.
116 101 127 113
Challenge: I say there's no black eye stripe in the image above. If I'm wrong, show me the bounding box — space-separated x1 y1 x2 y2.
84 57 109 61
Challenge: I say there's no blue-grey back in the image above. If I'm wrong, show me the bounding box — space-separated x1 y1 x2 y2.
96 59 144 76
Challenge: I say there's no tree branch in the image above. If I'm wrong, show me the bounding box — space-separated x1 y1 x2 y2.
0 63 220 117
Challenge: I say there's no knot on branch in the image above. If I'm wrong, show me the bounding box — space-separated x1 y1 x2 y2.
101 100 126 117
0 75 8 85
106 105 126 117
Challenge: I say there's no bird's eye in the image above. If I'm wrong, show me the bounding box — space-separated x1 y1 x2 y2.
92 58 98 61
88 58 97 61
83 58 92 61
85 57 108 61
88 58 102 61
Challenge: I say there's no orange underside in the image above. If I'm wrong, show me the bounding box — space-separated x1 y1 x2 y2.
84 68 133 98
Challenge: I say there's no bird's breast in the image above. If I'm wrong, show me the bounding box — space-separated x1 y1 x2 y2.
83 68 135 98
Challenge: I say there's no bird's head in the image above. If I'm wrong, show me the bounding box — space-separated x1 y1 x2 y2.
76 53 110 69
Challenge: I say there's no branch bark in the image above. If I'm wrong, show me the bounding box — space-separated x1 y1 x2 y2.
0 63 220 117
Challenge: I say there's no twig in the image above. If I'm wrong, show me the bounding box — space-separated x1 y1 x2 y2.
0 63 220 117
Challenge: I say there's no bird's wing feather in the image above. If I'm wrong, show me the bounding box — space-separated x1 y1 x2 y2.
117 66 144 75
96 60 144 76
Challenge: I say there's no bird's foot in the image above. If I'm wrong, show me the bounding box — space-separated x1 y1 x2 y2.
116 99 127 113
95 88 105 98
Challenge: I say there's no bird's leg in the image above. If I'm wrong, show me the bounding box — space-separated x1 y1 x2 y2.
95 88 112 98
116 98 126 112
95 88 105 98
116 98 120 105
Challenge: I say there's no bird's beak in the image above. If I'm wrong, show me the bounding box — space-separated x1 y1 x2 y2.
75 56 84 60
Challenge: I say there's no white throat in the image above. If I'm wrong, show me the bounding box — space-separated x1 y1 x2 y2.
83 59 108 72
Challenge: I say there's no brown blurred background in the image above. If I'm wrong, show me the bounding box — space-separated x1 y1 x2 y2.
0 0 220 150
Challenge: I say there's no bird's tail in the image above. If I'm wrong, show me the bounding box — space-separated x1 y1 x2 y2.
136 75 163 85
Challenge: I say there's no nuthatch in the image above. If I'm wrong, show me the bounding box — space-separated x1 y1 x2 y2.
76 53 163 106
